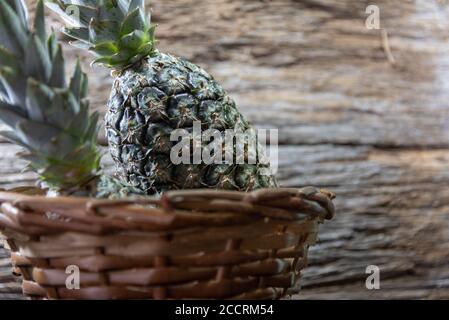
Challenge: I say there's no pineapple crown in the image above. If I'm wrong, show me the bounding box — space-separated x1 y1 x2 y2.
46 0 157 70
0 0 101 191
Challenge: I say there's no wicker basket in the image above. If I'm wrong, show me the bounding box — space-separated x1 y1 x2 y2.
0 187 335 300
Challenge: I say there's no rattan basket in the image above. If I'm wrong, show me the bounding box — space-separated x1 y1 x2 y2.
0 187 335 300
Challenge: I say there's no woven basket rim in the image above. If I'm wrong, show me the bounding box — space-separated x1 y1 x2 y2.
0 187 335 236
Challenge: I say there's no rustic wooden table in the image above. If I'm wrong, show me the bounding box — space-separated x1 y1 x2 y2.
1 0 448 299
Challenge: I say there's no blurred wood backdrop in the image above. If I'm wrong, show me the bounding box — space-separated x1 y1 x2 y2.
1 0 449 299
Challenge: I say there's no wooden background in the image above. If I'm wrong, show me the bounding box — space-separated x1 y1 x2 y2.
1 0 449 299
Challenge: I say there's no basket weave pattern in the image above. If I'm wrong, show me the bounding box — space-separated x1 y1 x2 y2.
0 187 335 300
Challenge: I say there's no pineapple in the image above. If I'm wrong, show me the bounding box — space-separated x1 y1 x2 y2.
46 0 278 194
0 0 139 197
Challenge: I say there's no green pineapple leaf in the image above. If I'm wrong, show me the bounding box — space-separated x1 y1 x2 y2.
49 45 66 88
0 47 20 72
93 41 119 56
129 0 144 12
25 79 48 123
0 100 25 129
0 130 29 148
69 60 85 101
46 0 157 70
64 27 90 43
5 0 28 28
120 30 147 50
73 4 98 27
0 0 27 54
34 0 47 43
25 34 51 82
120 8 145 35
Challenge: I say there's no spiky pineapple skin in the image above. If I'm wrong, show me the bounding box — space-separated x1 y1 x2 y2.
106 52 277 194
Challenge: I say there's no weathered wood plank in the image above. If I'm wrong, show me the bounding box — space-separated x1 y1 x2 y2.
0 0 447 300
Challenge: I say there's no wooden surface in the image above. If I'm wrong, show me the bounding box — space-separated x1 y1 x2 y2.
1 0 449 299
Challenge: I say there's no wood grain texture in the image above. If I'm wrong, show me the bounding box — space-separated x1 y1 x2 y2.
1 0 449 299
